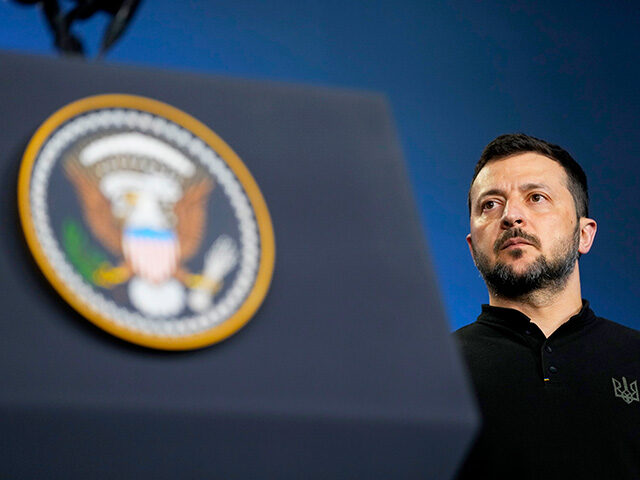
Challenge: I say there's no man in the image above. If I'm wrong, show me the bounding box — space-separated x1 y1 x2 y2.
455 133 640 479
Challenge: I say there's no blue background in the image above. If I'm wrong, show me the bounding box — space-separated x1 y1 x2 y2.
1 0 638 330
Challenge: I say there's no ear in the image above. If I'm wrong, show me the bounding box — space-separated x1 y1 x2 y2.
466 233 475 259
578 217 597 255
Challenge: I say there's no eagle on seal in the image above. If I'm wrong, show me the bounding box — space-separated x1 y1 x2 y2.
64 132 238 317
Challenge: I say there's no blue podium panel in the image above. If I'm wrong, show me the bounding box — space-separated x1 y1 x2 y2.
0 51 477 479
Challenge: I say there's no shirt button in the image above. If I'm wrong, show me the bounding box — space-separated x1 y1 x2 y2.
549 366 558 374
524 329 532 335
545 345 553 353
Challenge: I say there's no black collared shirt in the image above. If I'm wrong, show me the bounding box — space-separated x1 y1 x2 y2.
454 301 640 480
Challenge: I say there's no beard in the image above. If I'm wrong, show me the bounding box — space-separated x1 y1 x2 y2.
472 226 580 299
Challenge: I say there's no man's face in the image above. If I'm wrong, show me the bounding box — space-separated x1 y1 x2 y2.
467 152 593 298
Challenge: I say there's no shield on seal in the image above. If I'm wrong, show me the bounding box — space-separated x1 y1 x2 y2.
122 228 180 284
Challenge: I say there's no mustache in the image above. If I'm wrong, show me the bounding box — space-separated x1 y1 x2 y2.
493 228 541 253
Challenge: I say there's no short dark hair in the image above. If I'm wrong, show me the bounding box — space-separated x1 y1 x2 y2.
468 133 589 218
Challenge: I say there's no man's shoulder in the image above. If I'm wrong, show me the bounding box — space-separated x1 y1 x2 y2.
453 319 497 340
452 321 479 342
592 315 640 344
452 321 495 354
453 322 477 337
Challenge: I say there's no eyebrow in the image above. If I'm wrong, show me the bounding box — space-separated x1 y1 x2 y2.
475 188 506 201
519 182 551 192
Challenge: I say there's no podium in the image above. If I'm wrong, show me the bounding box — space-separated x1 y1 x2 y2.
0 51 477 479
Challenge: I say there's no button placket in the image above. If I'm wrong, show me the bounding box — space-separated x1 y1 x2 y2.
541 341 558 382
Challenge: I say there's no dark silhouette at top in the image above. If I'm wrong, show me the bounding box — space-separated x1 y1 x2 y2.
12 0 142 58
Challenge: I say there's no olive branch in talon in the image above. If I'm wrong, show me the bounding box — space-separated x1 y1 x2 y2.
93 263 131 288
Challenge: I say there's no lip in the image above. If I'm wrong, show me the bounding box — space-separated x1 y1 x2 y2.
500 238 533 250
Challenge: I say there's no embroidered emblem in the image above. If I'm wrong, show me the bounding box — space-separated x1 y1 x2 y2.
612 377 639 405
18 94 275 350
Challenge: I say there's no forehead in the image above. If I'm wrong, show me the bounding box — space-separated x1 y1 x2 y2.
470 152 569 199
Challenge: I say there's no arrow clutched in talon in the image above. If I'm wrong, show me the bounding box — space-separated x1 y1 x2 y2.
187 235 238 312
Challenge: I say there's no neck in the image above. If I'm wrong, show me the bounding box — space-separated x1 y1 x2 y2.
488 265 583 337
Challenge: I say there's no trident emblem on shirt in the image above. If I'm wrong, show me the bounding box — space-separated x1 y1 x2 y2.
612 377 639 404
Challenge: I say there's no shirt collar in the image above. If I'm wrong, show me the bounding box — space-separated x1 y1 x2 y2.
477 299 597 337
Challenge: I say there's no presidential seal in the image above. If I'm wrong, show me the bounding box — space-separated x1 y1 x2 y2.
18 94 275 350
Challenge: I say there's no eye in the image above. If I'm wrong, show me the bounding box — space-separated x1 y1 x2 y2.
481 200 496 211
530 193 546 203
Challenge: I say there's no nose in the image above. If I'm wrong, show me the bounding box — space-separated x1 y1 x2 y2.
500 201 525 229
